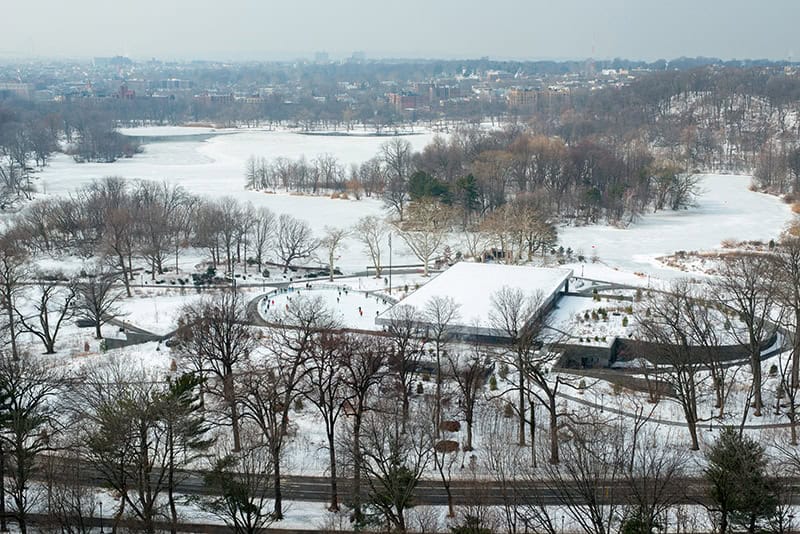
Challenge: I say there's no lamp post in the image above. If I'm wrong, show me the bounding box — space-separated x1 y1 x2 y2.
388 233 393 294
99 501 104 534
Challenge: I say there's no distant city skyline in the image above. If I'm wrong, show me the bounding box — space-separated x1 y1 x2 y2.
2 0 799 62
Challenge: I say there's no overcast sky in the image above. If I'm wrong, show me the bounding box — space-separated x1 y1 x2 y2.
2 0 798 62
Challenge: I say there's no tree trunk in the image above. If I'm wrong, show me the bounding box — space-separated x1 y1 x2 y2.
529 399 537 468
224 373 241 452
548 399 559 464
751 344 763 416
273 450 283 520
327 431 339 511
119 255 131 297
352 413 363 524
517 357 526 446
168 427 178 534
5 303 17 360
0 442 6 533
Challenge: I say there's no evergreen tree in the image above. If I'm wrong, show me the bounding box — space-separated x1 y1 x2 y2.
705 427 777 534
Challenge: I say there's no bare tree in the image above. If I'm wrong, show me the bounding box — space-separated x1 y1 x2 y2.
623 426 687 534
74 265 123 340
0 235 28 359
775 236 800 444
423 295 460 436
384 304 425 427
250 206 275 273
319 226 349 282
304 331 349 511
541 418 626 534
338 334 388 524
447 343 487 451
360 400 432 532
176 290 254 452
381 139 413 221
489 287 539 449
713 254 779 417
0 352 63 534
353 216 389 278
276 214 319 272
81 363 171 534
201 434 276 534
15 278 76 354
636 280 708 450
395 199 453 276
240 295 337 520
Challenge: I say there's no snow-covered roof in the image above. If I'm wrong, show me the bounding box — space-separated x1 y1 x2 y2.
377 262 572 337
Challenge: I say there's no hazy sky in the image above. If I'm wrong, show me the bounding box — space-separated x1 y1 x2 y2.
2 0 799 61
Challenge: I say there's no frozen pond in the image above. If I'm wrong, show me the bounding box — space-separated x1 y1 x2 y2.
559 174 793 279
31 127 795 279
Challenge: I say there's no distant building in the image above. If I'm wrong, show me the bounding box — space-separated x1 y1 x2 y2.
116 84 136 100
506 87 537 108
153 79 194 91
314 51 330 63
387 91 419 112
0 82 33 99
194 92 234 104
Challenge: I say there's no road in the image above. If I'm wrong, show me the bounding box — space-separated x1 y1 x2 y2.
40 456 789 508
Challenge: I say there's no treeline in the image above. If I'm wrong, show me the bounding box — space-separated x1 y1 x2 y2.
0 102 141 207
247 130 700 225
8 177 321 293
529 67 800 187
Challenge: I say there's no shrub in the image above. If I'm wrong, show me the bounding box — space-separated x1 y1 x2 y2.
416 382 424 394
499 362 509 380
434 440 459 453
440 420 461 432
622 317 629 327
503 403 514 418
489 375 498 391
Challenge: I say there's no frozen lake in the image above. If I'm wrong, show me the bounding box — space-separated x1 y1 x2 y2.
32 128 795 279
559 174 793 279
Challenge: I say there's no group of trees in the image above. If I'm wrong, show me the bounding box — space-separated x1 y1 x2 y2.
7 177 327 282
0 103 143 208
247 132 702 227
632 234 800 452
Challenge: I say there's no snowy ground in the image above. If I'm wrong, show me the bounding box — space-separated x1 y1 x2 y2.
118 286 271 335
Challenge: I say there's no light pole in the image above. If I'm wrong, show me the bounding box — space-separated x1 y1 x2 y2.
388 233 393 294
99 501 104 534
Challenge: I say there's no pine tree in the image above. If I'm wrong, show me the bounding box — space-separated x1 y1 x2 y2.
705 427 777 534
